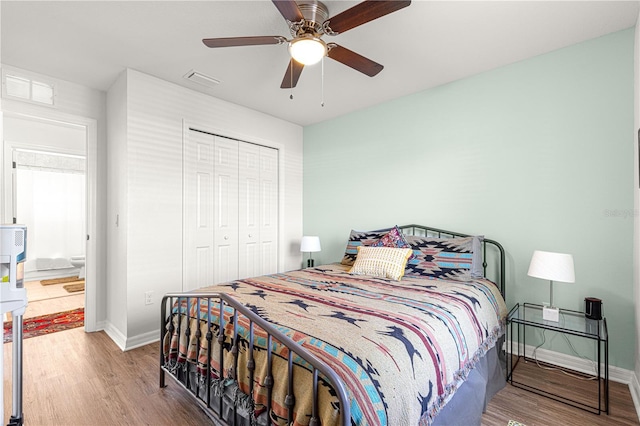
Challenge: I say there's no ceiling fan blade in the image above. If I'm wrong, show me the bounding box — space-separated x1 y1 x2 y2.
280 59 304 89
324 0 411 35
272 0 304 22
202 36 286 48
327 44 383 77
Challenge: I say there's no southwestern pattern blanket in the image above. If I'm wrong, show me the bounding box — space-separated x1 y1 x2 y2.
163 263 507 425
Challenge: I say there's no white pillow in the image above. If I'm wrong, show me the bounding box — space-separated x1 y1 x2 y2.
349 246 413 281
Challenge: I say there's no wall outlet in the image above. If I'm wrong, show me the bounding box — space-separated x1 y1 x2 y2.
145 291 153 305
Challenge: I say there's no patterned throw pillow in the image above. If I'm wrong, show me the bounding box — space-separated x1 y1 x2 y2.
349 246 413 281
404 235 480 281
341 229 389 266
372 225 416 261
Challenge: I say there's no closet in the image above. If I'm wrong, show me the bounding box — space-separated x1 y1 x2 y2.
183 129 278 291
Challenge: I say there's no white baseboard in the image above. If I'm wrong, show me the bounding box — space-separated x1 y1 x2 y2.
103 321 127 351
25 267 80 282
102 321 160 351
508 341 632 383
125 329 160 351
507 341 640 421
87 319 107 333
629 372 640 421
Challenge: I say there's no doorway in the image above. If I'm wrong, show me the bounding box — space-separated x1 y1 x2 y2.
2 112 98 332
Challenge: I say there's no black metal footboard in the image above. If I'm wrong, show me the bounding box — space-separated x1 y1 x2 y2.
160 292 351 426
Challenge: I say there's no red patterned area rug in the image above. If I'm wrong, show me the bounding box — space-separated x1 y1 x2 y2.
3 308 84 343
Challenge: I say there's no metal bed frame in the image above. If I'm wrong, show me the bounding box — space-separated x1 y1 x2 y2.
159 224 506 425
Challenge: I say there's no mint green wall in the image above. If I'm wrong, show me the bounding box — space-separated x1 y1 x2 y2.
303 29 635 370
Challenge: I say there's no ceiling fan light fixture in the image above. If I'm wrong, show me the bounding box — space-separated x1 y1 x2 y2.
288 36 327 65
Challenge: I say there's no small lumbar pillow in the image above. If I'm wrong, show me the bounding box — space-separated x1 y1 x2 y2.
349 246 413 281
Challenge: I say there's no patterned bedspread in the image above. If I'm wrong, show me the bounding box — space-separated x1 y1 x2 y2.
164 263 507 426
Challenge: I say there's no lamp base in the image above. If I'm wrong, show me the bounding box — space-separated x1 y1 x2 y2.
307 258 314 268
542 306 559 322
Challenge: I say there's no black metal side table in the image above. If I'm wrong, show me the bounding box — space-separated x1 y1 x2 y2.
506 302 608 415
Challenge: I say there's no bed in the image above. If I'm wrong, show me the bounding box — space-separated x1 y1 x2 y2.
160 224 508 425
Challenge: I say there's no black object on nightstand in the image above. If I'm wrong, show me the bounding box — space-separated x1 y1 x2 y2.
506 302 608 415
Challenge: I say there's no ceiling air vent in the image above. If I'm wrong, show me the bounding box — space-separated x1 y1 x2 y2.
2 72 55 106
183 70 220 89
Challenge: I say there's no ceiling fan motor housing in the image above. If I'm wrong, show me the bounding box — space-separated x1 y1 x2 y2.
290 1 329 37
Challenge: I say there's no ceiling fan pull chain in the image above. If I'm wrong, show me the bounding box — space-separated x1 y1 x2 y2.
290 60 294 100
321 56 325 107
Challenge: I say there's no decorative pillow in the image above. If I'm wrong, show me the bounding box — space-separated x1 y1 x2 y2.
404 235 483 281
371 225 417 261
341 229 389 266
349 246 413 281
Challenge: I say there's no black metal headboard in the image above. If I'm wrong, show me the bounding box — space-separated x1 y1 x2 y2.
393 224 506 298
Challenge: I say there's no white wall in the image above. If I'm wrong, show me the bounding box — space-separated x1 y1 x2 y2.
106 72 128 336
4 116 86 152
106 69 303 349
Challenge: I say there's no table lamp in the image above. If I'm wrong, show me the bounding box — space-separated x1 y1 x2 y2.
300 236 321 268
527 250 575 322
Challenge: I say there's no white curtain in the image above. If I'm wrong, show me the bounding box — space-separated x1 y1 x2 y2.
15 151 86 272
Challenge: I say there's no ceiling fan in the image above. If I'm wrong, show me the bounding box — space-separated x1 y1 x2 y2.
202 0 411 89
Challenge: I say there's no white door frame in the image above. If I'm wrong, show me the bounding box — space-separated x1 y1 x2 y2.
1 110 98 332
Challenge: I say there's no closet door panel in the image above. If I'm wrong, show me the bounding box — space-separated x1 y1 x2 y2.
184 130 215 291
259 147 278 275
238 143 260 279
213 136 239 284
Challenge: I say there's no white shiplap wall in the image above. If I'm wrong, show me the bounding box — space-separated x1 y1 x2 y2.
106 69 303 349
106 70 128 338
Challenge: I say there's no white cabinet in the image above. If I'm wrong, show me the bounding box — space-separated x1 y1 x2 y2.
184 129 278 290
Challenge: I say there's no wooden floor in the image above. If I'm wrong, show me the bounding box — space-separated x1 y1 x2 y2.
483 357 639 426
3 279 84 323
3 328 211 425
3 327 639 425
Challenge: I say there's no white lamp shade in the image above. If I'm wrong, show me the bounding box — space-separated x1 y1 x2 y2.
527 250 575 283
300 236 321 253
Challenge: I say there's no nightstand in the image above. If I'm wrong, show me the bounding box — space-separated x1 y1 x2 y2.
506 302 608 415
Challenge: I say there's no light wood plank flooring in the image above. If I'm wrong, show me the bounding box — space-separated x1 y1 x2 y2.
3 327 638 425
3 280 84 323
3 328 211 425
483 358 639 426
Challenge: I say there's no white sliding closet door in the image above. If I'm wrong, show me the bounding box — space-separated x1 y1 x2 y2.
213 136 239 284
183 130 215 291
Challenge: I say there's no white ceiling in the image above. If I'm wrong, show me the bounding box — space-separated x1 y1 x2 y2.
1 1 638 126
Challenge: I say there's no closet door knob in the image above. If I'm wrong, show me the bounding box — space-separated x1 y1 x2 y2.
224 235 229 240
248 234 253 238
